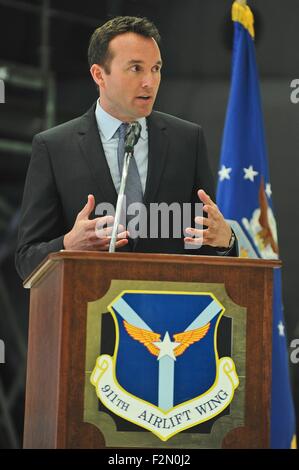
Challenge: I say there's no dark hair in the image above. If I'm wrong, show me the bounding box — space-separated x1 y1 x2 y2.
88 16 161 73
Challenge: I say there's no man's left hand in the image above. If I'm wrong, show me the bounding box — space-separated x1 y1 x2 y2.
185 189 232 248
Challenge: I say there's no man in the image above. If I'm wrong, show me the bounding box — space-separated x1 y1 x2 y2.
15 16 237 281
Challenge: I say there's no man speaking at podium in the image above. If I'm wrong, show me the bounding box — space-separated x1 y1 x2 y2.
15 16 238 280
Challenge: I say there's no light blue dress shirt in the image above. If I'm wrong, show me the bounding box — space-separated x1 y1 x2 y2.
95 100 148 194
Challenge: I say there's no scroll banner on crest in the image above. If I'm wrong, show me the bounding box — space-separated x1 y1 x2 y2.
91 354 239 441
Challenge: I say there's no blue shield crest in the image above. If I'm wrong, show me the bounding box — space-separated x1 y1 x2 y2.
111 291 223 409
90 288 239 440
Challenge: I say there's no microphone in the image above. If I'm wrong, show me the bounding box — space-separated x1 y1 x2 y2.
109 121 142 252
125 121 142 154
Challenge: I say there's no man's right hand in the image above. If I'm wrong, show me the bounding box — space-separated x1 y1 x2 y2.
63 194 129 251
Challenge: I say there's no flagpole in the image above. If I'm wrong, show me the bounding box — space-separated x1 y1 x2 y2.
217 0 297 448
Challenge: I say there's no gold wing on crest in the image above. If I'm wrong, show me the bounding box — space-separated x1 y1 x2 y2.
173 323 210 357
123 320 161 356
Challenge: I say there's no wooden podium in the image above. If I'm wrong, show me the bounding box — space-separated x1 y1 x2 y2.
23 251 280 449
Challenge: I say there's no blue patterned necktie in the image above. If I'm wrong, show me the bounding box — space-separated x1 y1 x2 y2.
117 122 143 225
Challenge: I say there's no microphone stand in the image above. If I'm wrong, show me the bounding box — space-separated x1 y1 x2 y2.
109 150 133 253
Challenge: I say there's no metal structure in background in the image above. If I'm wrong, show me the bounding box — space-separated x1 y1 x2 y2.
0 0 115 449
0 0 103 153
0 0 56 449
0 0 56 155
0 197 27 448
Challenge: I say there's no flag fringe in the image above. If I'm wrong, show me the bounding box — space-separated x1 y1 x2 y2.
232 1 255 39
291 434 297 449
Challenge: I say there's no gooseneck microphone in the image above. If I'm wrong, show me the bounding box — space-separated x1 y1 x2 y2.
109 121 142 253
125 121 142 154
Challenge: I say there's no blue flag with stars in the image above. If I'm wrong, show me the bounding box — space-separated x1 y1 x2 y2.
216 1 296 448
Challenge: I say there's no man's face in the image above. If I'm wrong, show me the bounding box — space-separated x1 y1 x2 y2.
93 32 162 122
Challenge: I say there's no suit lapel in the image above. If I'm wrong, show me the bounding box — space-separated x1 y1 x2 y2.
132 112 168 251
144 112 169 204
77 104 118 206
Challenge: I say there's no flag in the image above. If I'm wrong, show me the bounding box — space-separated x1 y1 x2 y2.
216 1 296 449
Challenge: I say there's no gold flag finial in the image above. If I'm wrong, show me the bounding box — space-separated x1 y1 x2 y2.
232 1 254 39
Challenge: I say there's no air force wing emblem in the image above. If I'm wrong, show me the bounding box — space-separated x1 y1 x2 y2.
91 291 239 441
124 320 210 358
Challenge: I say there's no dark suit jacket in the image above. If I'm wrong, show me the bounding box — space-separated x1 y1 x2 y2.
15 104 237 280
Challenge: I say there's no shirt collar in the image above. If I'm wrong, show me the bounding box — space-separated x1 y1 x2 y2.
95 100 147 141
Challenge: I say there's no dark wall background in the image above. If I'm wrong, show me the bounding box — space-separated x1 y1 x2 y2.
0 0 298 448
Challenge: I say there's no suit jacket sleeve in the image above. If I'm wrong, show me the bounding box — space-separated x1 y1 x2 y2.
15 134 65 280
191 126 238 257
194 125 215 201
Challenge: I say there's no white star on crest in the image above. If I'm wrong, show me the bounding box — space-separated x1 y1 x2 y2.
153 332 180 360
244 165 259 182
278 321 285 337
265 183 272 198
218 165 232 181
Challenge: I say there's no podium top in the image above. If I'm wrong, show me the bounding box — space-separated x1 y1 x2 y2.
24 250 281 289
